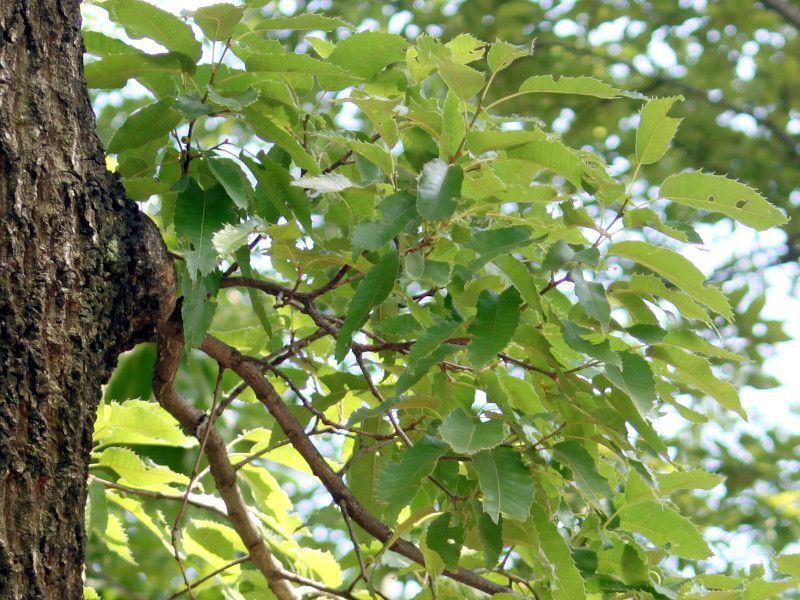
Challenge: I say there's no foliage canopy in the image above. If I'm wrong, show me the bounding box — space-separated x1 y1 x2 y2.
82 1 799 598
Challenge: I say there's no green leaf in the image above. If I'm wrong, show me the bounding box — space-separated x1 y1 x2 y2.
487 40 530 72
94 447 189 493
657 470 725 494
417 37 485 99
335 250 400 362
417 159 463 221
181 269 221 349
617 501 711 560
473 447 533 522
192 3 244 40
406 320 460 369
94 400 195 448
174 180 238 278
508 139 583 189
251 13 353 32
466 226 533 274
659 171 787 230
650 345 745 417
439 91 466 160
208 157 253 210
635 96 683 165
518 75 625 98
493 255 544 316
440 407 505 455
353 191 417 253
622 207 700 244
529 500 587 600
291 173 354 193
776 554 800 577
607 240 732 320
395 343 460 394
570 268 610 330
244 106 321 174
467 287 522 368
327 31 408 80
212 218 264 257
106 0 201 61
552 441 612 510
604 352 657 414
107 98 181 153
377 436 448 516
84 52 195 89
241 154 312 229
425 513 463 570
478 512 504 568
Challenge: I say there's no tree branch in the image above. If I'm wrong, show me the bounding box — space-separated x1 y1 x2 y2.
761 0 800 28
200 334 510 596
153 314 299 600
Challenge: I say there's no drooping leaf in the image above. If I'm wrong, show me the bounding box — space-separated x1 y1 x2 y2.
181 269 221 349
617 501 711 560
530 500 587 600
417 159 463 221
570 268 610 330
193 3 244 40
478 512 504 568
487 40 530 72
106 0 201 61
635 96 683 165
604 352 657 414
107 98 182 154
518 75 625 98
473 446 533 522
208 157 253 210
607 240 732 320
659 171 787 230
377 436 448 517
335 250 400 361
241 154 312 229
352 191 417 253
552 441 612 510
439 407 505 455
174 180 238 278
467 287 522 368
439 91 466 160
425 513 463 570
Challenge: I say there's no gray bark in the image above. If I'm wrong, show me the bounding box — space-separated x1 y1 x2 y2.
0 1 173 597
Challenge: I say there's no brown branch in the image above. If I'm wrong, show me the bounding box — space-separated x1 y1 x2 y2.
200 335 510 596
323 133 381 173
167 555 251 600
761 0 800 28
153 315 299 600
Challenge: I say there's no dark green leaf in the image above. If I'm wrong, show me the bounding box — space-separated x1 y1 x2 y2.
467 287 522 368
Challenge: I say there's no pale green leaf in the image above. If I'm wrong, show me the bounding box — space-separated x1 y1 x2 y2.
660 171 787 231
440 407 505 455
607 240 732 320
487 40 530 72
530 500 587 600
439 91 466 159
193 3 244 40
84 52 195 89
94 447 189 493
553 441 612 510
212 218 264 257
650 345 745 417
327 31 408 80
94 400 195 448
291 173 354 193
636 96 683 165
353 191 417 253
617 501 711 559
657 470 725 494
250 13 353 32
518 75 625 98
570 268 610 330
106 0 201 61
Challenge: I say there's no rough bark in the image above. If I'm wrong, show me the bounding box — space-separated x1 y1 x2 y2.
0 1 173 597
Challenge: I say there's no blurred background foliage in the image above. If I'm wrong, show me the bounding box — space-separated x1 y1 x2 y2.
89 0 800 596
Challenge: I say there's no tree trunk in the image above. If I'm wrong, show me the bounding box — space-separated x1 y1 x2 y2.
0 1 173 597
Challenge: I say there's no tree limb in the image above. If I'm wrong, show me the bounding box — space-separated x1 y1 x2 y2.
200 334 510 596
153 314 299 600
